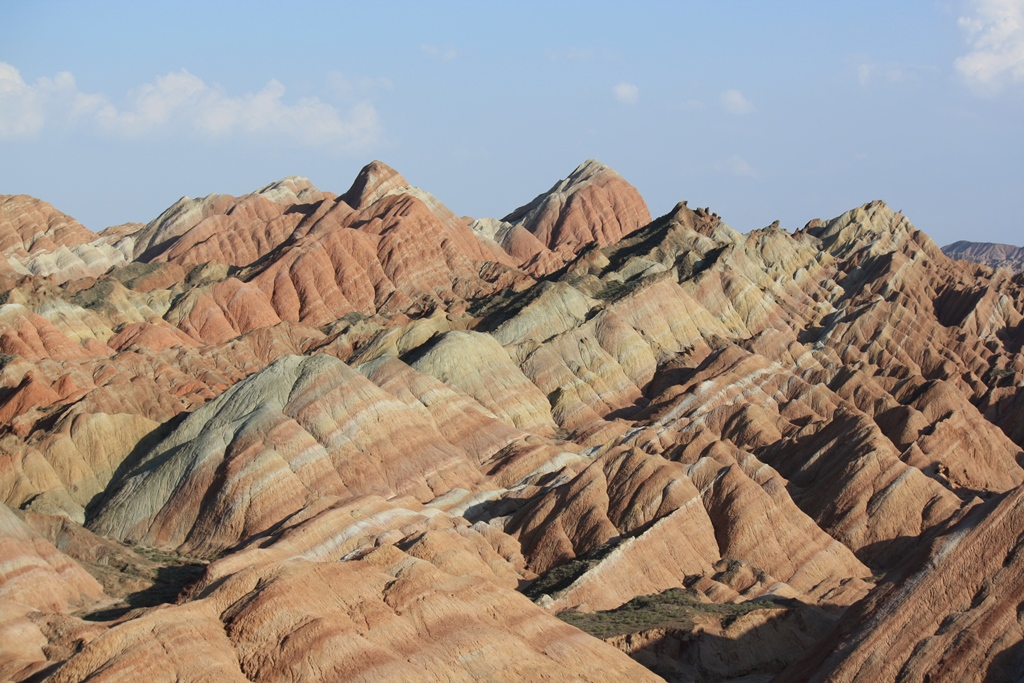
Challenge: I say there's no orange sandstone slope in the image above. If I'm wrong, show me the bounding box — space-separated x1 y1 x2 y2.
0 161 1023 683
774 482 1024 682
0 194 136 285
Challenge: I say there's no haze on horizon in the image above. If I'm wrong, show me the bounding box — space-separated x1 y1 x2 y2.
1 0 1022 247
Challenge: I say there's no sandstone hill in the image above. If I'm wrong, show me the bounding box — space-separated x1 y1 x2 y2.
944 240 1024 273
1 162 1022 682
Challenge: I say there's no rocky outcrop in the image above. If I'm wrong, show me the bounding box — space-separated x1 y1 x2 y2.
510 442 872 614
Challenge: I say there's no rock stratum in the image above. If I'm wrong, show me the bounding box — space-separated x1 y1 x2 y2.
1 161 1023 682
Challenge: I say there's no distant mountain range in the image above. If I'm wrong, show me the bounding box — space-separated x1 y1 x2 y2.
943 240 1024 272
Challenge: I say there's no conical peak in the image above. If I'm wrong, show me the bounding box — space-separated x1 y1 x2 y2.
821 200 901 240
502 159 626 226
0 193 96 258
341 160 410 210
565 159 617 184
813 200 945 261
549 159 625 197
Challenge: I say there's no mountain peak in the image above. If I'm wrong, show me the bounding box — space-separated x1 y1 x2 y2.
565 158 616 183
254 176 324 205
341 160 410 210
500 159 650 261
808 199 942 260
0 194 97 264
503 159 622 226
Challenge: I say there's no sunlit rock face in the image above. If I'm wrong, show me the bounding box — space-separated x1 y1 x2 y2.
498 159 652 275
1 162 1023 683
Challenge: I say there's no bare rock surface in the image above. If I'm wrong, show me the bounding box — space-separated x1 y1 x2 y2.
50 547 662 683
503 160 652 268
0 195 95 261
89 354 485 557
776 484 1024 682
0 503 104 612
0 195 139 285
2 163 1024 682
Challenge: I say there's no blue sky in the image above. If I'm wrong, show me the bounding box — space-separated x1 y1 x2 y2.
1 1 1022 246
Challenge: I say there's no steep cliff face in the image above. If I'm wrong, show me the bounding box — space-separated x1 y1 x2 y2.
1 163 1023 683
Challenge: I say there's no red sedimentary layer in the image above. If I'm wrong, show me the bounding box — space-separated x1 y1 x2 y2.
0 163 1022 682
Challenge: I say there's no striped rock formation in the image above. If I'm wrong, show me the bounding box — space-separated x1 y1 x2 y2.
1 161 1023 682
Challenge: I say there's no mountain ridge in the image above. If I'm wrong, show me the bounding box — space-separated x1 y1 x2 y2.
944 239 1024 273
1 160 1023 682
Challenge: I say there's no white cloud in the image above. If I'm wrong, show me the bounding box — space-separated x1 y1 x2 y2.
0 64 98 138
0 62 45 137
955 0 1024 90
95 70 210 135
719 89 753 114
714 154 757 178
420 44 459 61
613 82 639 104
0 62 381 151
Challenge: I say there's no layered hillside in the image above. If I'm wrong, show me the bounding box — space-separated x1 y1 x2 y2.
944 240 1024 273
1 161 1022 682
